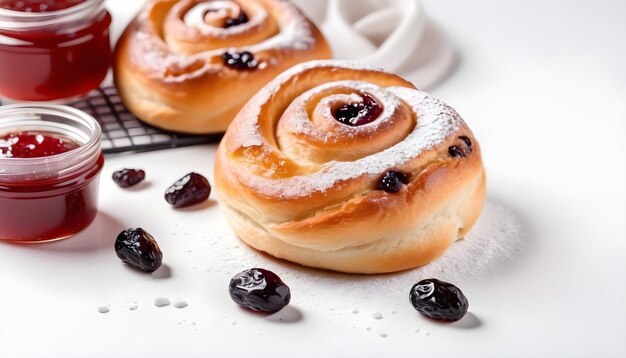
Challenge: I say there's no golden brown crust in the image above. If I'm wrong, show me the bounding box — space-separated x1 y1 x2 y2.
214 60 486 273
221 170 485 274
113 0 332 134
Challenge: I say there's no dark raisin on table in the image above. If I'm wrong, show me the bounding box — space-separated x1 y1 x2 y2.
112 168 145 188
115 228 163 273
409 278 469 322
164 172 211 208
229 268 291 313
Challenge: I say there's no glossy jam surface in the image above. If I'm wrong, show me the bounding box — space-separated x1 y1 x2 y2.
0 144 104 242
0 2 111 101
333 94 383 126
0 0 86 12
0 131 79 158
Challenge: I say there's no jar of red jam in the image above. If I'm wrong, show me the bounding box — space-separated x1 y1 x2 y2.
0 104 104 242
0 0 111 102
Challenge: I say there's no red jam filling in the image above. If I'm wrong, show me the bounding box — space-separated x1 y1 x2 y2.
0 0 86 12
0 131 80 158
0 0 111 101
332 94 383 126
0 130 103 242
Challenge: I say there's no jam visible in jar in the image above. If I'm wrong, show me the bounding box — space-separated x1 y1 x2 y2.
0 0 86 12
0 131 80 158
0 104 104 243
0 0 111 101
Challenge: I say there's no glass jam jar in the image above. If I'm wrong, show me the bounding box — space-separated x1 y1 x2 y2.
0 0 111 102
0 104 104 242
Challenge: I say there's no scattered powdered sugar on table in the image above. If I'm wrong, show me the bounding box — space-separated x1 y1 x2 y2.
173 300 188 309
199 200 523 309
98 306 110 314
154 297 171 307
94 200 524 332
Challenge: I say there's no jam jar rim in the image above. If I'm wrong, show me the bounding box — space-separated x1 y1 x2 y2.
0 104 102 181
0 0 105 31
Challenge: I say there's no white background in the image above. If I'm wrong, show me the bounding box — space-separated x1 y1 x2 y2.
1 0 625 357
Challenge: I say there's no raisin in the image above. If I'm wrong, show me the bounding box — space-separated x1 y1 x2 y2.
409 278 469 322
164 172 211 208
112 168 145 188
229 268 291 313
115 228 163 273
377 170 408 193
222 51 258 70
449 135 473 158
459 135 472 148
448 145 467 158
224 11 249 28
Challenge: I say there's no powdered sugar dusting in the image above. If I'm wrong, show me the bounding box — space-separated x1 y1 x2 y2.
254 3 316 52
183 1 243 30
191 200 524 307
289 87 462 196
129 0 318 80
231 60 388 148
237 81 466 198
279 80 401 138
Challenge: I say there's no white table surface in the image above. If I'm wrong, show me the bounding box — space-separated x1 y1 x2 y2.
1 1 625 357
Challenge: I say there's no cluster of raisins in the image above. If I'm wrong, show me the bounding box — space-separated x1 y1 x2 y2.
113 169 211 208
112 170 211 274
112 172 471 321
226 272 470 320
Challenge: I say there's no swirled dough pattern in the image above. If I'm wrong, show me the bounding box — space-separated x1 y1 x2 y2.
114 0 331 133
215 60 486 273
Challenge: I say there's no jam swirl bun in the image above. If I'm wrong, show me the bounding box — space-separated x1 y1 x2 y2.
114 0 331 134
214 60 486 274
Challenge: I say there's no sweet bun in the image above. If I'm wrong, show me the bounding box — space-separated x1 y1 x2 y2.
214 60 486 274
113 0 332 134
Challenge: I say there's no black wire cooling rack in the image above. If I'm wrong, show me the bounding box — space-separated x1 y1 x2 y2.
0 86 221 154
